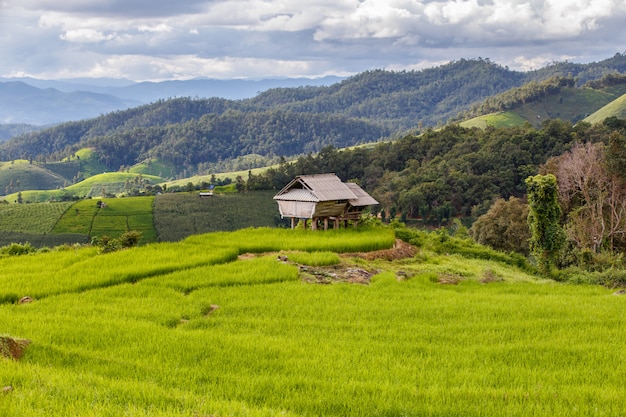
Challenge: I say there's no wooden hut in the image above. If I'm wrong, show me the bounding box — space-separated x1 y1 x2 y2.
273 173 378 230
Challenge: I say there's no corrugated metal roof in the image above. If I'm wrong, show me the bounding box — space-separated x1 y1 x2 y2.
298 174 357 201
345 182 379 206
273 173 379 205
273 189 319 202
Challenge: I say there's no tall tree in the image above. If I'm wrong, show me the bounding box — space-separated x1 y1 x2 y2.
525 174 565 273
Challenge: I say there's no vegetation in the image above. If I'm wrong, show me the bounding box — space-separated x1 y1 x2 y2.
469 197 530 255
153 191 285 241
1 227 626 416
0 201 73 233
51 197 156 243
526 174 566 274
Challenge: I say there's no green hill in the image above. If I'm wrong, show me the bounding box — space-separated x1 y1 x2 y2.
2 171 164 203
461 79 626 129
584 93 626 124
0 160 66 194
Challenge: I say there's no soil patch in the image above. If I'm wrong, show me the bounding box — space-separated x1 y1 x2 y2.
341 239 417 261
299 264 376 284
0 336 30 360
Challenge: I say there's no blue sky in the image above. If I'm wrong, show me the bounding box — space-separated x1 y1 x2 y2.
1 0 625 81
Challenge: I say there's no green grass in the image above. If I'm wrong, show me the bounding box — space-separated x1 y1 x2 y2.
3 172 164 202
53 197 157 242
71 148 114 177
128 158 178 179
161 166 273 189
0 202 73 233
461 85 626 130
0 192 290 247
153 191 285 241
0 227 625 416
584 93 626 124
460 111 528 129
0 160 66 199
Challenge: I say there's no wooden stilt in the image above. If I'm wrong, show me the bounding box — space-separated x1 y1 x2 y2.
324 218 328 231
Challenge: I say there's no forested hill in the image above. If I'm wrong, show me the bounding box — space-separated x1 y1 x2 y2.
248 58 524 130
2 54 626 177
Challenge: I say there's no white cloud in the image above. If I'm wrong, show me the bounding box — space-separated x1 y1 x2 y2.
1 0 626 80
60 28 117 43
138 23 172 33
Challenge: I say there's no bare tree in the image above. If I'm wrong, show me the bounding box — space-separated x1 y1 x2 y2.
556 142 626 252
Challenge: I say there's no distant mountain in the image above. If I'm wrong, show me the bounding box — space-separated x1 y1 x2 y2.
0 82 142 125
105 77 345 103
0 76 344 126
0 123 41 142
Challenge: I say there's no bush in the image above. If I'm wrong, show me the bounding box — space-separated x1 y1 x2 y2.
596 268 626 288
0 242 37 256
119 231 142 248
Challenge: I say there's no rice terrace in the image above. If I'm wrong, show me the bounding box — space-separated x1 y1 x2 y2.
1 217 626 416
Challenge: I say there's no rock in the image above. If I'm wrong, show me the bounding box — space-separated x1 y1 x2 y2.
18 296 33 304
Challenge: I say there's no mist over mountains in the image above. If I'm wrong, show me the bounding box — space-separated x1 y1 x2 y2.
0 76 344 126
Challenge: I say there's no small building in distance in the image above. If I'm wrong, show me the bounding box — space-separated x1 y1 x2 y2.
273 173 379 230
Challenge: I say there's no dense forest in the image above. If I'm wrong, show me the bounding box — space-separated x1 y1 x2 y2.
3 53 626 177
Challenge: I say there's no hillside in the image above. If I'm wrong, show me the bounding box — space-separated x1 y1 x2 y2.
0 76 345 125
1 226 625 415
460 80 626 128
0 160 67 194
584 93 626 124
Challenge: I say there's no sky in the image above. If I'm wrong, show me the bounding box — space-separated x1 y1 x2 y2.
1 0 626 82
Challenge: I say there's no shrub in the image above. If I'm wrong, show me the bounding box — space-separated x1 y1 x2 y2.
595 268 626 288
0 242 37 256
119 231 143 248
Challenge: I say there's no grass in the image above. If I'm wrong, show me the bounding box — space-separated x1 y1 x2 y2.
52 197 157 242
460 111 528 129
3 172 164 202
0 201 73 233
0 191 294 247
0 160 66 200
153 191 285 241
0 224 624 416
584 93 626 124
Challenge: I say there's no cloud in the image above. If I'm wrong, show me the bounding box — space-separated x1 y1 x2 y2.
60 28 117 43
1 0 626 80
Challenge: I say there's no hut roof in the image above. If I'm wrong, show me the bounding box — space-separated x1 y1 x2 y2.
345 182 379 207
274 173 378 206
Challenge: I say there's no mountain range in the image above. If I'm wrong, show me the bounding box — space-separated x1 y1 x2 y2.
0 76 344 127
2 53 626 200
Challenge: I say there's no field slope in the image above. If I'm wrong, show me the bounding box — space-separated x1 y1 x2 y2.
1 227 625 416
584 93 626 124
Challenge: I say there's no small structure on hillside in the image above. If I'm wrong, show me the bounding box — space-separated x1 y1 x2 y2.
273 173 378 230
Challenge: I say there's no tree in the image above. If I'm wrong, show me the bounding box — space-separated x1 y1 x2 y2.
556 141 626 252
470 197 530 255
525 174 565 273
